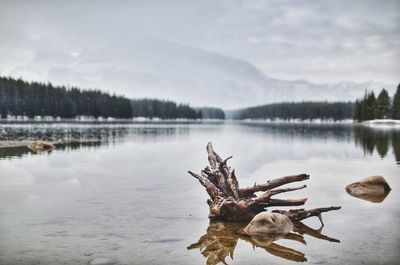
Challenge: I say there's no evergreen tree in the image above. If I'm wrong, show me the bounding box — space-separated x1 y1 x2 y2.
392 83 400 120
364 92 376 121
195 107 225 119
0 76 216 120
353 100 362 121
375 89 391 119
129 98 213 119
0 76 133 118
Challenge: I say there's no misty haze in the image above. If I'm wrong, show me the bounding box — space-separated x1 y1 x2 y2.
0 1 399 265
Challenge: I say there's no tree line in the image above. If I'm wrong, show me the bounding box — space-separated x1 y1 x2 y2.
130 100 225 119
0 76 225 119
231 101 354 121
353 84 400 121
194 107 225 119
130 98 201 119
0 76 133 118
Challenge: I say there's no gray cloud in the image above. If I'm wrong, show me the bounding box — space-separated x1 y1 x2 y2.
0 0 398 107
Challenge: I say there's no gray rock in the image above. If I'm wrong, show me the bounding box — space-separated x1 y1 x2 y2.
346 176 391 203
243 212 293 236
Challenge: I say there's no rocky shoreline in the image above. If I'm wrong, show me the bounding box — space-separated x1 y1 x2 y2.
0 140 100 149
0 141 34 149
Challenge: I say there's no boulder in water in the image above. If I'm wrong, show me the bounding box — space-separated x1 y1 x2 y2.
242 212 293 236
346 176 391 203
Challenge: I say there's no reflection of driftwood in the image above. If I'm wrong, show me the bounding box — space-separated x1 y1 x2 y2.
187 222 242 265
284 232 307 245
244 235 307 262
188 221 340 265
293 221 340 243
188 142 340 222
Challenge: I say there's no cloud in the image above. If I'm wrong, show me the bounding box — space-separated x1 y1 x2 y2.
0 0 398 105
6 39 394 109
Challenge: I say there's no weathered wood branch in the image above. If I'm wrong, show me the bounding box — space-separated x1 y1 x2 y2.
206 142 222 168
263 198 309 207
268 185 308 196
188 142 340 222
253 185 307 204
239 174 310 197
188 171 222 200
273 206 342 226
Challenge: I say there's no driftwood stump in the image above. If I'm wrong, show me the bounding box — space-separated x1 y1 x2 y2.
188 142 340 222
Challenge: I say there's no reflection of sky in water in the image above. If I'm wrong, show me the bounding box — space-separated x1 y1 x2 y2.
0 122 399 264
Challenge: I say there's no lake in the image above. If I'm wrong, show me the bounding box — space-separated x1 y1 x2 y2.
0 121 399 265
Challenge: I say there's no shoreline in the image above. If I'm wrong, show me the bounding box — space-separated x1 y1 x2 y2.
0 140 101 149
0 141 33 149
361 119 400 125
0 118 353 124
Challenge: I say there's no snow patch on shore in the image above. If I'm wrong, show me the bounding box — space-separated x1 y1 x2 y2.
361 119 400 128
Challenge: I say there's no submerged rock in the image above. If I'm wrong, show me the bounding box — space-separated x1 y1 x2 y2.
346 176 391 203
27 141 54 153
87 257 117 265
242 212 293 236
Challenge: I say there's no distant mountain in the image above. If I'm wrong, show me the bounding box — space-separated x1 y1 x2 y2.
252 79 397 110
10 39 396 109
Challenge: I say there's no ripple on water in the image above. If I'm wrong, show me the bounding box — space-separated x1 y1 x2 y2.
87 257 117 265
141 238 183 243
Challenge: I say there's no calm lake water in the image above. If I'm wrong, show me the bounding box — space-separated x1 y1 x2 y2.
0 121 399 265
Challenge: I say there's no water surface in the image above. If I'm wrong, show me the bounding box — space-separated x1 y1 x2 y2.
0 122 399 264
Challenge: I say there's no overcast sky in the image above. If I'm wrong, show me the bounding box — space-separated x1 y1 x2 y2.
0 0 399 104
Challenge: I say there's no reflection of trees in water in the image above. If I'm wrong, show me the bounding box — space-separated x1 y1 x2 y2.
54 141 102 151
188 221 339 264
0 126 131 143
392 133 400 164
0 123 193 159
242 122 353 142
230 123 400 164
376 134 390 158
0 141 102 160
353 126 400 164
0 146 33 160
127 126 190 142
0 123 193 144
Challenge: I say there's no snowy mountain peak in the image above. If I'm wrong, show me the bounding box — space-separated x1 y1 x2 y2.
9 39 397 109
